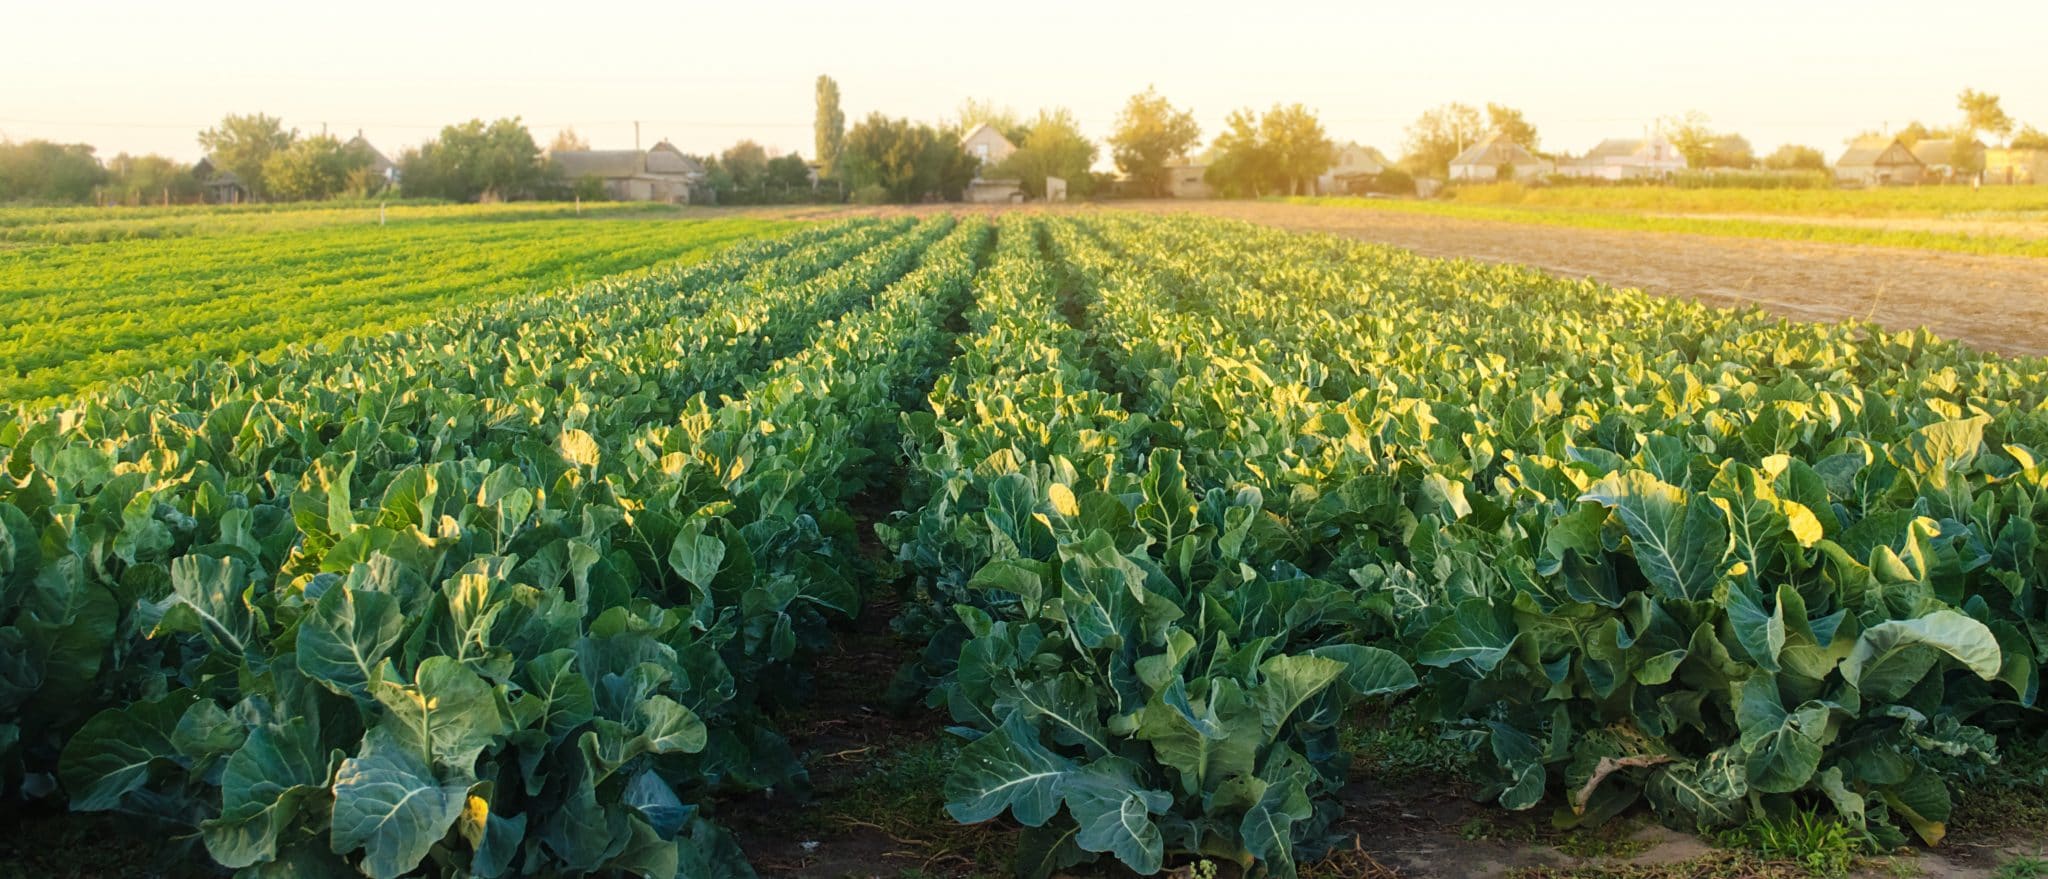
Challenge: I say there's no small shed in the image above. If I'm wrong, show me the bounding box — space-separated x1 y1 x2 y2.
1985 148 2048 185
1448 133 1553 182
1834 136 1923 185
1165 161 1212 198
1045 176 1068 202
964 178 1025 203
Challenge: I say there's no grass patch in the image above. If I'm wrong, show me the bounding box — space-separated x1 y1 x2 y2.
1505 850 1821 879
1287 196 2048 259
817 738 1015 878
1997 853 2048 879
1344 700 1475 785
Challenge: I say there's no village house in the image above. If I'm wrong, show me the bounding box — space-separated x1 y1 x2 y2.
1556 135 1686 181
1834 136 1924 185
961 123 1025 203
192 155 246 203
1316 142 1395 194
1985 147 2048 185
1908 138 1985 182
549 140 711 204
346 132 399 186
1448 133 1553 182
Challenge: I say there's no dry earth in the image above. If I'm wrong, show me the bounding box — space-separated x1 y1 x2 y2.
1137 200 2048 358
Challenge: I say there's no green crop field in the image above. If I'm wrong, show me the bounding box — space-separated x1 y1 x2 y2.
0 207 788 402
1416 182 2048 219
1291 186 2048 258
4 212 2047 879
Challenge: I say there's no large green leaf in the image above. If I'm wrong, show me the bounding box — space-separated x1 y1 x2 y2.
58 690 197 811
945 715 1077 827
329 732 470 879
298 585 404 700
1063 757 1170 875
371 655 507 770
1842 611 2001 703
1580 471 1732 601
202 719 331 868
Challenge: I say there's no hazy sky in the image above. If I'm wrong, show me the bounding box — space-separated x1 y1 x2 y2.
6 0 2046 166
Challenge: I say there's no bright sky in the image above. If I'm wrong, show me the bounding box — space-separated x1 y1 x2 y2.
5 0 2045 167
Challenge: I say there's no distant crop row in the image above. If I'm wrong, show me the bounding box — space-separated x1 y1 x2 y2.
4 214 2046 878
0 214 787 402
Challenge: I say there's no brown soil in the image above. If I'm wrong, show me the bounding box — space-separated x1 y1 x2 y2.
1129 200 2048 358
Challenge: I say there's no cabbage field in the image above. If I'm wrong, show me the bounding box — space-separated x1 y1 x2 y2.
3 213 2046 878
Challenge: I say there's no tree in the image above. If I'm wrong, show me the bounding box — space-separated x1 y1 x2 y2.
1108 86 1200 197
1486 103 1539 153
1400 103 1484 178
263 135 373 201
1958 88 2014 142
1657 112 1751 169
839 114 971 203
2012 126 2048 151
1707 134 1755 169
956 98 1026 142
1762 144 1827 172
1659 111 1715 168
1262 104 1333 196
1204 108 1274 197
765 154 812 192
989 108 1098 199
721 140 770 190
197 112 294 199
549 128 590 153
815 75 846 179
399 118 548 202
0 140 107 203
104 153 201 204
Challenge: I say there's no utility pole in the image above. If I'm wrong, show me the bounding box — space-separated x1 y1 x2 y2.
635 121 641 152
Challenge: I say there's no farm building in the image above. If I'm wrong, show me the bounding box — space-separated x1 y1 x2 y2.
1834 136 1923 185
1316 143 1395 194
960 123 1024 203
1165 160 1213 198
192 156 247 203
1985 148 2048 185
549 141 710 204
1907 138 1984 182
1556 135 1686 181
1448 133 1553 182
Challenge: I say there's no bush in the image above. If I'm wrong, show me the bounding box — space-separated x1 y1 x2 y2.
1672 169 1831 190
851 183 890 205
1372 168 1416 195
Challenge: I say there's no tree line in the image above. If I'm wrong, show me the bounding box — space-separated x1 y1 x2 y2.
3 84 2044 206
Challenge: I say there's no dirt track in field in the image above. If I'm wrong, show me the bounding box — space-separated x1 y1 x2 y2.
1136 200 2048 358
753 200 2048 358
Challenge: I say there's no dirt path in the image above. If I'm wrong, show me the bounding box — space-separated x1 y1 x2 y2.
1138 201 2048 357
